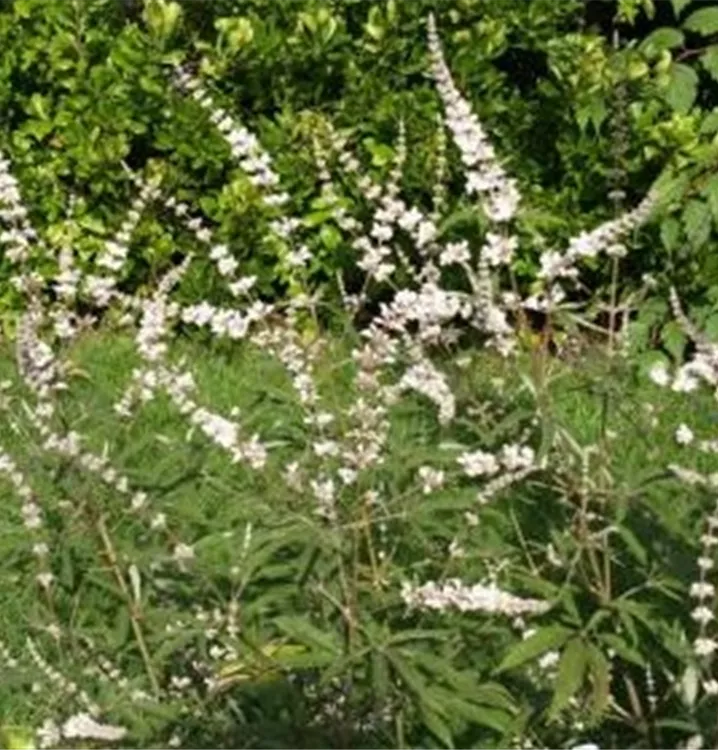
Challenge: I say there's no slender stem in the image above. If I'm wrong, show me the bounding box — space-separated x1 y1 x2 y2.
607 255 620 355
96 515 160 696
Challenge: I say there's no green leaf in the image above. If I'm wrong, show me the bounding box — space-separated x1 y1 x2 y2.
371 651 390 703
303 209 335 227
701 108 718 134
419 702 454 748
430 689 512 734
387 651 428 696
363 138 395 167
215 16 254 52
685 7 718 35
586 643 611 717
496 626 573 673
671 0 693 18
683 198 712 247
639 27 685 54
661 216 681 250
548 638 588 720
576 96 607 134
0 726 35 750
662 319 687 361
365 6 385 41
599 634 646 667
273 616 341 654
319 224 342 251
664 62 698 113
142 0 182 40
704 175 718 222
702 45 718 81
616 525 648 564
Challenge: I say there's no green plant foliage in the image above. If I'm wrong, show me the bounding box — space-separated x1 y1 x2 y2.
3 0 717 321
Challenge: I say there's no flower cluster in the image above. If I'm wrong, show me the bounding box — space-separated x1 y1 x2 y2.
401 579 550 616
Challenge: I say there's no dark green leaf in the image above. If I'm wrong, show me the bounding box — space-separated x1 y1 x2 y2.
548 638 588 720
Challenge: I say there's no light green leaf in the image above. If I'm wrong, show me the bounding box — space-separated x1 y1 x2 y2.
664 62 698 113
319 224 342 251
576 96 607 134
0 726 35 750
215 16 254 52
142 0 182 40
365 6 385 40
701 108 718 134
683 198 712 247
702 45 718 81
671 0 693 18
639 27 685 54
684 6 718 35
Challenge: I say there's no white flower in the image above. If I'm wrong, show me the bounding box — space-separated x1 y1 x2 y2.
217 256 239 277
36 720 61 749
173 543 195 564
313 440 339 458
457 449 498 477
692 606 714 625
691 581 715 599
61 713 127 742
675 423 695 445
36 572 54 588
418 466 445 493
439 240 470 266
695 637 718 656
703 679 718 695
401 578 549 616
482 232 517 267
686 734 704 750
648 362 670 387
538 650 559 670
499 443 534 471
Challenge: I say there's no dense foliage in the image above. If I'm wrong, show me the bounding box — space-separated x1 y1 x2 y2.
3 1 718 749
2 0 718 316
